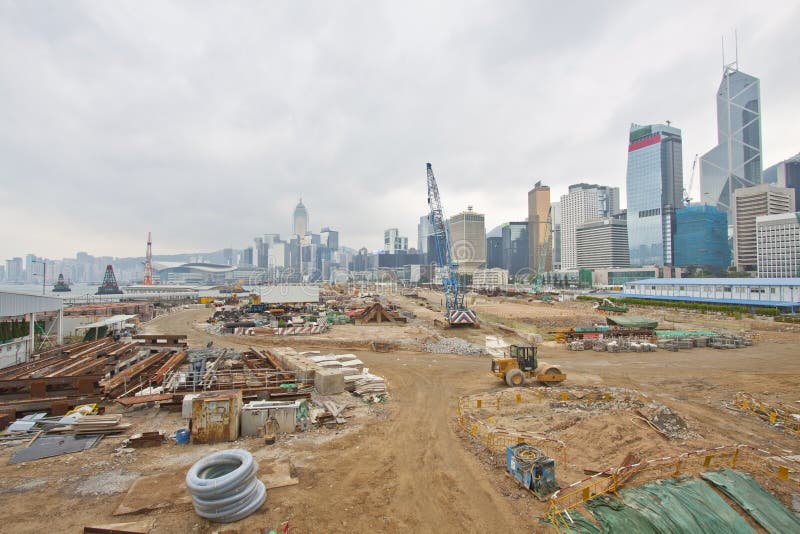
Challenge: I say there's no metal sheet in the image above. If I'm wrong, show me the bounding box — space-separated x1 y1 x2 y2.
0 291 63 318
8 433 102 464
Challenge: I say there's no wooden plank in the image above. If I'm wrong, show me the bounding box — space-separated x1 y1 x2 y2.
150 351 187 383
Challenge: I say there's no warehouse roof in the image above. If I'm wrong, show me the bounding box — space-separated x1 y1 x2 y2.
626 278 800 286
0 291 63 317
75 314 137 330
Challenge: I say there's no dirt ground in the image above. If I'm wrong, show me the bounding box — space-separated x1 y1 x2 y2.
1 297 799 533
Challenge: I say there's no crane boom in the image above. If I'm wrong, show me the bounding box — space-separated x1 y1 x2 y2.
426 163 477 326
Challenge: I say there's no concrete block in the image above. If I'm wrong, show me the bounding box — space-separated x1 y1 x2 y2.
315 368 345 395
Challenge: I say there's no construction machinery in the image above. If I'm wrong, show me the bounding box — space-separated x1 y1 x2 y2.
593 298 629 315
683 153 699 206
506 443 558 500
426 163 478 326
491 344 565 387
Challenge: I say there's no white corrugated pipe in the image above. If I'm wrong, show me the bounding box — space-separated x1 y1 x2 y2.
185 449 266 523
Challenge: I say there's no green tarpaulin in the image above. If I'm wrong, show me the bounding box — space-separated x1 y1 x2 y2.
605 316 658 329
701 469 800 534
558 476 755 533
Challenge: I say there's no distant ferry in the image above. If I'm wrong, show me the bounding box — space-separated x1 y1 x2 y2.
52 274 72 292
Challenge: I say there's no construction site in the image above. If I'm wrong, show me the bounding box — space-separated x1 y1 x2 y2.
0 165 799 533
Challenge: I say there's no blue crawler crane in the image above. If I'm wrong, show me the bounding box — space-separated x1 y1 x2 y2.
426 163 478 326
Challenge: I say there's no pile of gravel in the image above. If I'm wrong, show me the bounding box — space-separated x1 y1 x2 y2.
423 337 486 356
648 404 694 440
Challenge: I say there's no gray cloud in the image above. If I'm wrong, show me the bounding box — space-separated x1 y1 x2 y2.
1 0 798 260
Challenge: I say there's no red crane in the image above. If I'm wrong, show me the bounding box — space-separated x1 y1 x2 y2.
143 232 153 285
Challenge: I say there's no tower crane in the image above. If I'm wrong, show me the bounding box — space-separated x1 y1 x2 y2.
683 154 698 206
143 232 154 286
426 163 478 326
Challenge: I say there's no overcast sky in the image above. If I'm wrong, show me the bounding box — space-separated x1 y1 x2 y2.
1 1 798 261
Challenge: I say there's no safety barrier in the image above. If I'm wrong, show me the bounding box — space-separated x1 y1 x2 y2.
548 444 800 532
457 386 640 414
456 391 569 465
734 393 800 437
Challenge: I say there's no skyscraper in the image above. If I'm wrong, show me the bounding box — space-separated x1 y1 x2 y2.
293 198 309 236
733 184 795 271
383 228 408 254
576 219 630 269
763 153 800 210
625 123 683 266
417 215 433 258
550 202 562 270
501 222 529 279
448 207 486 273
527 182 551 274
560 183 620 270
673 205 731 271
699 66 762 213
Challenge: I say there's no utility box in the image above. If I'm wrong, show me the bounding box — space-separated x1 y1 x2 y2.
241 400 298 436
191 390 242 444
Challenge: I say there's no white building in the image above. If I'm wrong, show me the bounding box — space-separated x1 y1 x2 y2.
576 218 630 269
560 184 619 270
623 277 800 310
733 184 795 271
757 212 800 278
383 228 408 254
448 207 486 273
472 268 509 289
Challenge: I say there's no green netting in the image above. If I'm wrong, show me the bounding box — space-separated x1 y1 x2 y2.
561 476 755 533
655 330 717 338
701 469 800 534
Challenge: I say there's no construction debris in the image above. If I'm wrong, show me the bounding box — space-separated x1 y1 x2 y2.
424 336 486 355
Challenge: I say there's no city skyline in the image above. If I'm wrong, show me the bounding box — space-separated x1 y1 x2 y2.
1 3 798 262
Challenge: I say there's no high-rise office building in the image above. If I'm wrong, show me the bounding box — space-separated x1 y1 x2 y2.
6 257 23 282
550 202 562 270
673 205 731 270
486 225 503 270
560 183 620 270
527 182 551 274
733 184 795 271
293 198 309 236
448 207 486 273
501 222 529 279
383 228 408 254
700 66 762 213
625 123 683 267
320 227 339 251
575 219 630 269
763 153 800 210
25 254 37 283
756 212 800 278
241 247 254 266
417 215 433 259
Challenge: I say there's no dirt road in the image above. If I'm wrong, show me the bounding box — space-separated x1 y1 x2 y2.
146 308 536 532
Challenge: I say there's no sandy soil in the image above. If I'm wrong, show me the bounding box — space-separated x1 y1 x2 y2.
1 299 798 533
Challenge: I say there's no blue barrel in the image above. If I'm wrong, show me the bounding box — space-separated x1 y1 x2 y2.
176 428 190 444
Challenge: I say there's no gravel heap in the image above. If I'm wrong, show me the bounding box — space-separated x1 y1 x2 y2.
647 404 694 440
423 337 486 355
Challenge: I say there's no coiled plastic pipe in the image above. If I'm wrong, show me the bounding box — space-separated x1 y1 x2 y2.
186 449 266 522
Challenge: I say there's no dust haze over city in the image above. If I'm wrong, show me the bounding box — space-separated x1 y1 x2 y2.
1 1 798 265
